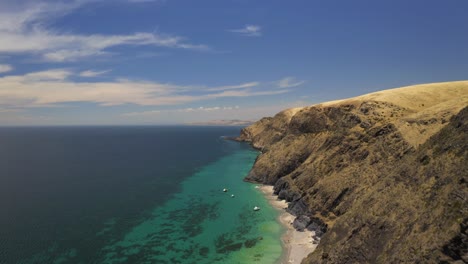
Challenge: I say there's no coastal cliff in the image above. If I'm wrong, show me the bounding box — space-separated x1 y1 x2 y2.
237 81 468 263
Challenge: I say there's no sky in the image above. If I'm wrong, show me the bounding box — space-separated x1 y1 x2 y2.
0 0 467 125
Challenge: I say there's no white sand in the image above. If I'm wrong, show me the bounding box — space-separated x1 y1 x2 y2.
257 185 318 264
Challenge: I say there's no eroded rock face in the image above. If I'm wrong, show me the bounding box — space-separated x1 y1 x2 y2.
237 82 468 263
236 108 301 150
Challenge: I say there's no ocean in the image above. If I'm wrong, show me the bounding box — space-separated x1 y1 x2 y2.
0 126 283 264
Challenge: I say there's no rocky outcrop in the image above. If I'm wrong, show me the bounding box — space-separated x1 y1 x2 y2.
237 81 468 263
236 107 301 150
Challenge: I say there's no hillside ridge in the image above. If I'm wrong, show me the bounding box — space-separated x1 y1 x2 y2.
237 81 468 263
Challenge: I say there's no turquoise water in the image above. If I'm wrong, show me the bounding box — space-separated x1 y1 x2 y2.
0 127 283 263
99 145 283 264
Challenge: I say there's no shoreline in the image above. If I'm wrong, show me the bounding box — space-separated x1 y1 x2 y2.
257 185 317 264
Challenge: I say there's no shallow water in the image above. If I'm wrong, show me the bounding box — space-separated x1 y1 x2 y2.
0 127 283 263
99 145 283 264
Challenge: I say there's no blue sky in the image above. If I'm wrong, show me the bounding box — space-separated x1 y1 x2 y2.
0 0 467 125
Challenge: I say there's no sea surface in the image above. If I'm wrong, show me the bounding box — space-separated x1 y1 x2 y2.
0 126 283 264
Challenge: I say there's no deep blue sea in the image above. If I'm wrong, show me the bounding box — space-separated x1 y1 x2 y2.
0 127 282 264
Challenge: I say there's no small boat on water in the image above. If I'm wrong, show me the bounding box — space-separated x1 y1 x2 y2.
253 206 260 211
223 188 228 192
231 194 235 198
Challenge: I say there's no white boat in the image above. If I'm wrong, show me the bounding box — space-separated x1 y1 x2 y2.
223 188 228 192
253 206 260 211
231 194 235 198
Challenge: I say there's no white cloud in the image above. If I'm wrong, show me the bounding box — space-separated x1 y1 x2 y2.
124 105 240 116
229 25 262 37
0 64 13 73
276 77 305 88
0 1 209 62
79 69 111 77
203 82 259 92
127 0 163 2
0 69 291 108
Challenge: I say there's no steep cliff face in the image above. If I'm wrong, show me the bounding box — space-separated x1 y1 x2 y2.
238 81 468 263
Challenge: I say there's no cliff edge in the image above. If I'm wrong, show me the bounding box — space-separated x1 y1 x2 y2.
237 81 468 263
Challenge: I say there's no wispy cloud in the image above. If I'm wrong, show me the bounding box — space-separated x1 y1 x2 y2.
120 101 312 125
229 25 262 37
0 69 291 108
276 77 305 88
0 64 13 73
203 82 260 92
79 69 111 77
127 0 163 2
21 69 73 81
0 108 23 113
0 1 209 62
124 106 240 117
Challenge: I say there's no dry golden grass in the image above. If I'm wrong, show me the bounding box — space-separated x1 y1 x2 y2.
315 81 468 147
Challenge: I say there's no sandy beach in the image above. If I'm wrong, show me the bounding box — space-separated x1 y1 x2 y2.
257 185 318 264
